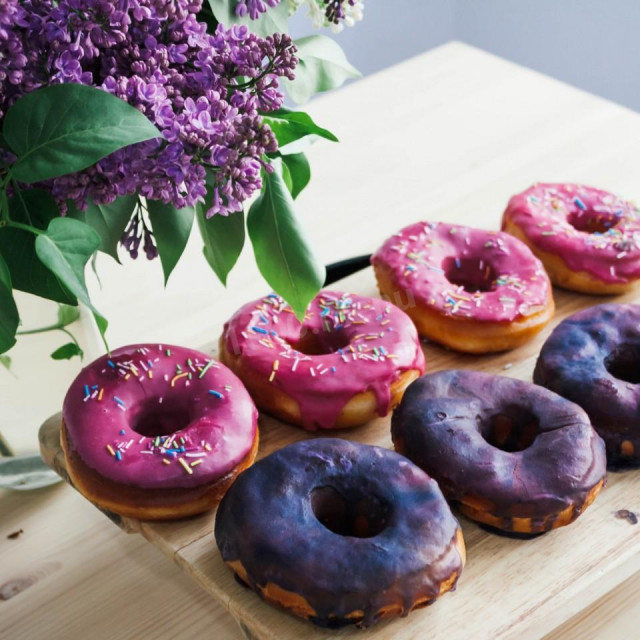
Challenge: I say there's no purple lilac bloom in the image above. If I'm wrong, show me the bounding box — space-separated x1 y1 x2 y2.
238 0 359 29
0 0 297 257
235 0 280 20
324 0 356 26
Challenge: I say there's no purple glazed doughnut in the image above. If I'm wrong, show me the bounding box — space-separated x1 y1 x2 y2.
391 370 606 534
220 291 425 431
534 303 640 466
371 221 555 353
214 438 465 628
62 344 259 520
502 183 640 294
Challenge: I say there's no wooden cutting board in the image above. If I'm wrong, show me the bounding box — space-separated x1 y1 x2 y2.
39 266 640 640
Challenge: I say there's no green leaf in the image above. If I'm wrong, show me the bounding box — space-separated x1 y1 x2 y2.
68 195 137 262
207 0 288 36
262 108 338 151
34 218 103 326
247 158 324 319
51 342 83 360
197 204 245 286
93 311 109 351
7 187 60 229
280 159 293 193
284 36 361 105
0 253 19 355
281 152 311 199
4 84 162 183
0 354 12 371
146 200 195 284
0 189 76 304
57 304 80 326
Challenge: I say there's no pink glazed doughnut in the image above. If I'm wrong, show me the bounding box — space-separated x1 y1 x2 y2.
220 291 425 431
502 183 640 294
61 344 259 520
371 221 555 353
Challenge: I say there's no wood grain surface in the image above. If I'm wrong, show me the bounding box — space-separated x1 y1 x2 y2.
4 42 640 639
39 263 640 639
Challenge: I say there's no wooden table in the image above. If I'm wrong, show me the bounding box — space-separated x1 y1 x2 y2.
3 42 640 639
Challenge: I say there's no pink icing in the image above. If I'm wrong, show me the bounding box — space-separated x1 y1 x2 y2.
371 221 551 323
503 183 640 284
62 344 258 489
222 291 425 431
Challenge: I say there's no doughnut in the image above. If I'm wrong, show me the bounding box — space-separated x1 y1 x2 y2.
219 291 425 431
534 303 640 466
61 344 259 520
215 438 465 628
502 183 640 294
392 370 606 534
371 221 554 354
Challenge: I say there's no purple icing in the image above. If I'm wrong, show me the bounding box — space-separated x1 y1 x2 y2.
371 221 551 323
392 370 606 525
534 303 640 465
221 291 425 430
503 183 640 284
62 344 258 489
214 438 464 628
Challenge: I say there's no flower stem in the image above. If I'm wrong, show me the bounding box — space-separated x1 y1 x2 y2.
17 322 61 336
4 220 43 234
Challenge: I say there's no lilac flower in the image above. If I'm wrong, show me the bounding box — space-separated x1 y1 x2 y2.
0 0 297 257
242 0 364 33
236 0 280 20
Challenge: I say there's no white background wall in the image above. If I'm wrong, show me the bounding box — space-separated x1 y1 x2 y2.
290 0 640 111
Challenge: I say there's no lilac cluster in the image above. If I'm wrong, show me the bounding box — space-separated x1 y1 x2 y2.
0 0 297 254
121 207 159 260
237 0 361 31
324 0 357 26
236 0 280 20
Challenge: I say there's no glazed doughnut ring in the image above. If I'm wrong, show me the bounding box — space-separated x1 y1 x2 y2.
61 344 259 520
220 291 425 430
534 303 640 466
392 370 607 534
502 183 640 294
371 221 554 353
215 438 465 628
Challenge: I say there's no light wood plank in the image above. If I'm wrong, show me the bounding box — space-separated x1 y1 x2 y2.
39 263 640 639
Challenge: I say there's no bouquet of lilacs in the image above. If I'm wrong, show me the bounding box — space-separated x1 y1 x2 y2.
0 0 361 361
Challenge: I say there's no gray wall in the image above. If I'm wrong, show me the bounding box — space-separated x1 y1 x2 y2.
290 0 640 111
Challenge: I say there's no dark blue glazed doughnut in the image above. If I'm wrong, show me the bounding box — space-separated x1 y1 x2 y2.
214 438 465 628
534 303 640 465
392 370 606 534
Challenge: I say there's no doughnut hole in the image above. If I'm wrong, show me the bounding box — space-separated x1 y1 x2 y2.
605 343 640 384
290 328 351 355
568 209 619 234
130 396 192 437
311 485 391 538
481 406 541 452
442 256 497 293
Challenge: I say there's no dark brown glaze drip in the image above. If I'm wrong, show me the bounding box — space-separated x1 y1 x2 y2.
391 371 607 530
534 303 640 466
214 438 464 628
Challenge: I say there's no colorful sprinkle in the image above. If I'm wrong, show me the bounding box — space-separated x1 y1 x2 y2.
251 326 268 334
178 458 193 475
198 359 215 379
170 372 189 387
